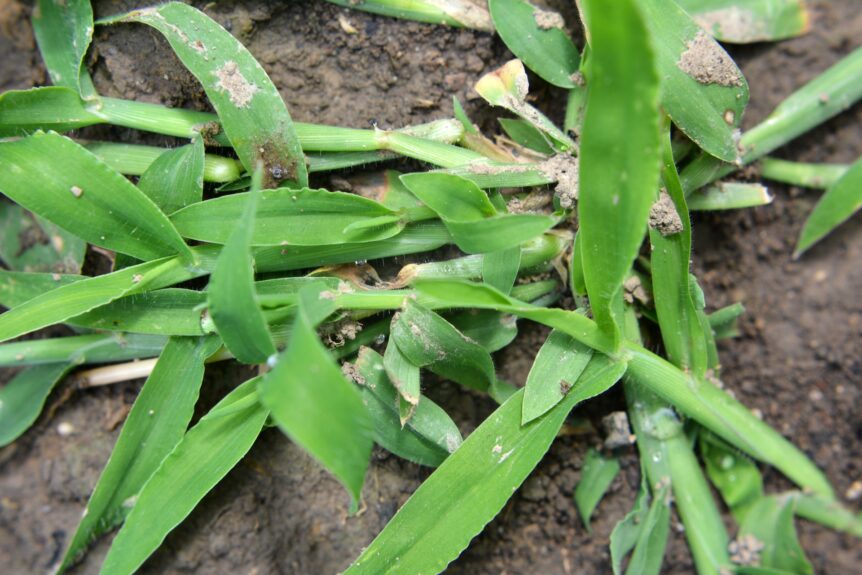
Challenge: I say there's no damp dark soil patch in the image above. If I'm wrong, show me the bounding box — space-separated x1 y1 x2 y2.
1 1 860 573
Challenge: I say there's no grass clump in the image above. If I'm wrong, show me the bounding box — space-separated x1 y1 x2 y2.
1 1 860 574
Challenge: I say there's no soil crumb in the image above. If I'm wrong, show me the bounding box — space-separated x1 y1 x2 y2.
215 60 258 108
677 30 744 87
533 7 565 30
693 7 767 44
601 411 634 449
649 190 684 236
539 154 579 209
728 533 765 566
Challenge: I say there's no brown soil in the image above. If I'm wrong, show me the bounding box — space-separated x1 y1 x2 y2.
1 0 860 574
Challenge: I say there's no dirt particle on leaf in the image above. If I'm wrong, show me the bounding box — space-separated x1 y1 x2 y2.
677 30 744 87
341 361 366 386
559 380 572 396
693 7 766 43
724 109 736 125
729 534 765 566
539 154 579 209
215 60 259 108
649 190 684 236
131 274 144 283
532 6 565 30
69 186 83 198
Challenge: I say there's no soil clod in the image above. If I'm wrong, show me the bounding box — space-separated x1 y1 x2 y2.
677 30 744 87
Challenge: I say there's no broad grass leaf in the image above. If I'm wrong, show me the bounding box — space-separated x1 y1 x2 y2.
677 0 810 44
392 300 495 393
578 0 661 349
0 363 70 446
522 329 593 424
99 376 268 575
0 132 194 262
353 347 462 467
0 333 166 367
344 355 626 575
637 1 749 162
0 87 102 137
60 336 221 572
573 448 620 531
137 137 205 214
0 204 85 273
32 0 96 97
207 178 276 364
481 246 520 294
260 305 373 505
489 0 580 88
0 256 201 343
738 496 813 574
171 188 401 246
70 289 208 336
104 2 308 187
795 156 862 256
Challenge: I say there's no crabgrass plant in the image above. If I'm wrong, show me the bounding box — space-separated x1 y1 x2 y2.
1 1 861 573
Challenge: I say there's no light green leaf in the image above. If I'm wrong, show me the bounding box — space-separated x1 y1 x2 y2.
137 138 205 214
795 156 862 257
708 302 745 340
522 329 593 424
0 363 70 447
0 256 200 344
0 204 85 273
625 483 671 575
353 347 462 467
383 336 421 410
392 300 495 393
207 175 275 364
448 310 518 353
260 305 373 505
677 0 810 44
637 1 748 162
0 87 102 137
738 495 813 574
482 246 520 294
32 0 96 97
498 118 556 155
104 2 307 187
344 355 626 575
99 376 268 575
488 0 580 88
792 492 862 538
687 182 773 211
574 448 620 531
0 132 193 263
71 289 208 336
701 433 764 523
171 188 401 246
0 333 166 368
610 478 649 575
60 336 221 571
578 0 662 349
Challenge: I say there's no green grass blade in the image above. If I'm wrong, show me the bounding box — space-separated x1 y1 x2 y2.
795 156 862 257
700 432 764 522
637 1 749 162
31 0 96 98
70 289 208 336
738 495 813 574
489 0 580 88
0 256 198 343
0 363 70 447
650 125 708 375
578 0 662 349
498 118 556 155
400 173 556 253
0 87 102 136
609 478 649 575
260 304 373 505
482 246 520 294
137 138 205 214
687 182 773 211
99 376 268 575
103 2 307 188
448 310 518 353
171 188 401 246
0 333 166 367
0 203 86 273
59 336 220 572
624 343 833 497
323 0 493 31
522 329 593 424
624 483 671 575
392 300 495 393
383 335 422 412
0 132 193 263
574 448 621 531
792 493 862 538
84 141 241 183
344 354 625 575
708 302 745 340
207 174 275 364
759 157 849 189
352 347 462 467
677 0 810 44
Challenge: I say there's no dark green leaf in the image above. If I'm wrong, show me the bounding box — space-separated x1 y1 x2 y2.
0 363 70 447
574 448 620 531
0 87 102 137
795 156 862 257
0 333 166 368
701 433 764 522
498 118 556 155
522 329 593 424
32 0 96 97
137 138 205 214
447 310 518 353
0 204 85 273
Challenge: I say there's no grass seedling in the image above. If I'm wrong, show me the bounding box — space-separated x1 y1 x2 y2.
1 1 860 574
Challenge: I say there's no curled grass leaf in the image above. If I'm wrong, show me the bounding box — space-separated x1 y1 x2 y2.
103 2 307 188
99 376 268 575
0 132 193 263
60 336 221 572
344 354 625 575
